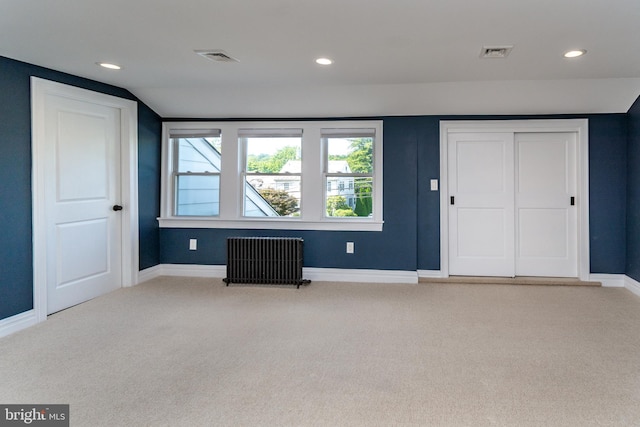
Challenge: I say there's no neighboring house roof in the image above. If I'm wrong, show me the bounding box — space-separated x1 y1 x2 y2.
180 137 221 171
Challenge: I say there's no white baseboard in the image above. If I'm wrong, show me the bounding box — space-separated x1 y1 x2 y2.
624 275 640 297
0 310 38 339
137 264 418 284
137 264 226 283
590 273 625 287
160 264 226 278
304 267 418 284
137 264 163 284
417 270 445 279
136 264 640 294
138 266 640 290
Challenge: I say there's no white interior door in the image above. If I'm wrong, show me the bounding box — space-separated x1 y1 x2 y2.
448 133 515 276
43 94 123 314
515 132 577 277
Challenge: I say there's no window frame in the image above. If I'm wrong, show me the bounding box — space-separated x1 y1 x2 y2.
322 129 376 219
160 121 383 231
240 129 303 218
171 131 222 217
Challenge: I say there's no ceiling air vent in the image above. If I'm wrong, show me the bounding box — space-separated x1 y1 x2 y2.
195 50 239 63
480 45 513 59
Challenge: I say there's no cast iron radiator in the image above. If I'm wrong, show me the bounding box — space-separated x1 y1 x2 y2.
223 237 310 288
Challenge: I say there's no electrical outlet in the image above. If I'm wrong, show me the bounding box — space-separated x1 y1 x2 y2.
189 239 197 250
346 242 354 254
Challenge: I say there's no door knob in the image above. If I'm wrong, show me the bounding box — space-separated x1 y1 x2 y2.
112 205 123 211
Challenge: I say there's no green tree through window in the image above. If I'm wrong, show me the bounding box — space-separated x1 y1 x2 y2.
347 138 373 217
247 146 298 173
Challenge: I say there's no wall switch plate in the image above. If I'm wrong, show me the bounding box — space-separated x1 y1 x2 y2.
189 239 197 250
346 242 354 254
430 179 439 191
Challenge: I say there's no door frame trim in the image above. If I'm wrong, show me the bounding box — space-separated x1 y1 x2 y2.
31 78 139 322
439 119 589 280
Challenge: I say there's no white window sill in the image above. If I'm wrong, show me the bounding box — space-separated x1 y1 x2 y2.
157 217 384 232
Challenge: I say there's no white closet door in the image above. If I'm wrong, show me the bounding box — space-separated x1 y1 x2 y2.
448 133 515 277
515 132 578 277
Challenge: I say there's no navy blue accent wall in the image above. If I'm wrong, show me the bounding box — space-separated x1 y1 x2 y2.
161 228 416 270
414 117 442 271
415 114 628 274
161 114 629 275
0 56 162 321
138 105 162 270
627 96 640 281
160 118 420 271
587 115 627 273
0 58 34 320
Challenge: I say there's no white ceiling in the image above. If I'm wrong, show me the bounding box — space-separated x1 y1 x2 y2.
2 0 640 118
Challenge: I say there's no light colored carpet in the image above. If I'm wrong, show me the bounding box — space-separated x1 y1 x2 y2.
1 277 639 426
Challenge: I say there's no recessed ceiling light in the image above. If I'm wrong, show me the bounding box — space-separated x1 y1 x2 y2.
97 62 121 70
315 57 333 65
563 49 586 58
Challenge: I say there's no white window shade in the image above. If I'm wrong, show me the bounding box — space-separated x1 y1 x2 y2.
169 129 221 138
321 128 376 138
238 128 303 138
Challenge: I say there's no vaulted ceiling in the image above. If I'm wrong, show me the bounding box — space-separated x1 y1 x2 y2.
2 0 639 117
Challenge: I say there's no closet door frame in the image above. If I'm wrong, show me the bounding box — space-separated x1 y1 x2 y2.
439 119 589 280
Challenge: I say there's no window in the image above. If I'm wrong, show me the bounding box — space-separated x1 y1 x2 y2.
323 129 375 218
241 129 302 217
170 129 222 216
160 121 383 231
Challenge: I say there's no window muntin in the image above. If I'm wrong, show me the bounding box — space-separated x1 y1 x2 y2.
241 131 302 217
171 131 221 216
324 131 374 218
